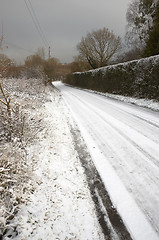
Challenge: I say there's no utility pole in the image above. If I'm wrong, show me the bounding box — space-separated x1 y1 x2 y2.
49 46 51 59
0 35 3 49
0 23 4 49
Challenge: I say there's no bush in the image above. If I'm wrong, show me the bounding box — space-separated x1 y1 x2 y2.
0 83 25 142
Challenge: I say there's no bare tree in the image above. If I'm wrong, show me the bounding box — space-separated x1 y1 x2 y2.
77 28 121 69
36 47 45 59
70 55 91 72
0 54 13 78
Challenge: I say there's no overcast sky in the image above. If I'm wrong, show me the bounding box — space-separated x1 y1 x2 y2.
1 0 132 64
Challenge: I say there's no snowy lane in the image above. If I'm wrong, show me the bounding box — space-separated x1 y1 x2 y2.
54 82 159 240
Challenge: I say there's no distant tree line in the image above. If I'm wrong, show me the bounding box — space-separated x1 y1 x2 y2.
0 48 71 83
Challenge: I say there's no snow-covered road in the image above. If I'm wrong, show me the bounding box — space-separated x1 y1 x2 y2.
54 82 159 240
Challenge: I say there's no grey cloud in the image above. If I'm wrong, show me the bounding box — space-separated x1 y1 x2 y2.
1 0 131 63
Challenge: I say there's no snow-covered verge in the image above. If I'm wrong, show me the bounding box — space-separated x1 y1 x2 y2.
0 78 46 238
64 54 159 101
64 84 159 112
1 78 104 240
86 90 159 112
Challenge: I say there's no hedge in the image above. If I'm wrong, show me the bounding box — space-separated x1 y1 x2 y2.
63 55 159 100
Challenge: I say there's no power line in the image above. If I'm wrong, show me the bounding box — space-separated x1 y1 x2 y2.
23 0 49 49
23 0 47 48
3 40 37 55
0 20 36 55
27 0 49 47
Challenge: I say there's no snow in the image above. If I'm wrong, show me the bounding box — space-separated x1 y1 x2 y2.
2 77 159 240
54 81 159 240
87 90 159 112
4 85 104 240
72 125 159 240
74 54 159 76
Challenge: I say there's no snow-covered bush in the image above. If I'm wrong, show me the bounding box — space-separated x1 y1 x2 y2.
0 78 46 237
0 142 29 237
64 54 159 100
0 83 25 142
20 67 48 84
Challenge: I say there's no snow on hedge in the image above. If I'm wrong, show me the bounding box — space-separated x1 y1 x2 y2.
64 55 159 100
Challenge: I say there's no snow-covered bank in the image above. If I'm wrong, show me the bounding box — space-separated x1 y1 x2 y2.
0 78 47 238
87 90 159 112
64 84 159 112
3 84 104 240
